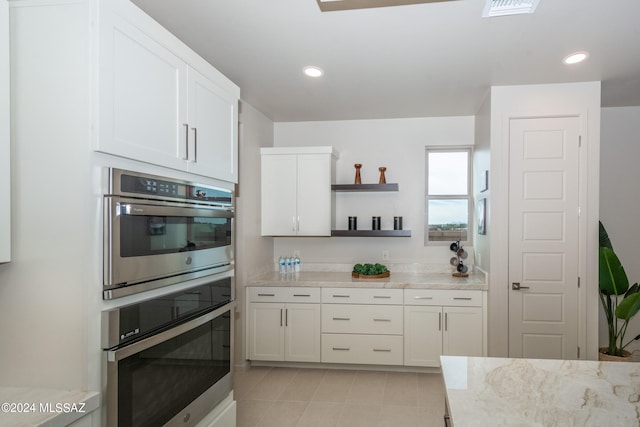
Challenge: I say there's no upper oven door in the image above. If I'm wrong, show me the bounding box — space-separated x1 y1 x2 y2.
104 196 234 292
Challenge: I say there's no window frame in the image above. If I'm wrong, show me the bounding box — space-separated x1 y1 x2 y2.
424 146 473 246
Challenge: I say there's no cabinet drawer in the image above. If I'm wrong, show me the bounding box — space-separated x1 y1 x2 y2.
404 289 482 307
321 334 403 365
322 288 402 305
322 304 403 335
248 287 320 303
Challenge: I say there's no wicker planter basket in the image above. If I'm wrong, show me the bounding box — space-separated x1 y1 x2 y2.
598 347 632 362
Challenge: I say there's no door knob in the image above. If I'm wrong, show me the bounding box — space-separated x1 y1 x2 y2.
512 282 530 290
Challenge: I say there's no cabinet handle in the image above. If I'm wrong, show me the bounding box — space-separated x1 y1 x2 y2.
182 123 189 160
332 317 350 321
280 308 283 327
439 312 442 331
453 297 472 301
192 127 198 161
332 295 350 298
292 216 297 233
285 308 288 327
293 294 311 297
373 295 391 299
332 347 350 351
257 293 275 297
414 296 433 300
445 312 448 331
297 216 300 232
373 318 391 322
373 348 391 352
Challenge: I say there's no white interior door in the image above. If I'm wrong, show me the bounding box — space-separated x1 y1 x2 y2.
508 116 580 359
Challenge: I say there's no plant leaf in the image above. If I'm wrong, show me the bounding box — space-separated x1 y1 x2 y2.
599 221 613 249
615 292 640 321
599 247 629 296
624 282 639 298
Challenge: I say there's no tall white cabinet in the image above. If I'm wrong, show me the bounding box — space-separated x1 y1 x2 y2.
0 0 9 263
261 147 337 236
96 0 239 182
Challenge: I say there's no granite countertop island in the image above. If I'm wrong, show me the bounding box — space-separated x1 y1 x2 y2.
441 355 640 426
0 387 100 427
248 270 487 290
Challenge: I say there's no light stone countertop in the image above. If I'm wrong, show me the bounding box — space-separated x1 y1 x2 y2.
0 387 100 427
247 270 487 290
441 356 640 426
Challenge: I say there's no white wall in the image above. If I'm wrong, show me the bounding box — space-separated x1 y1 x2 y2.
473 92 491 272
272 116 475 266
600 106 640 358
235 101 275 365
488 82 601 359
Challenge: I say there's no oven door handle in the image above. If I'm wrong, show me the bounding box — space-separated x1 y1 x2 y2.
116 202 233 219
106 303 234 363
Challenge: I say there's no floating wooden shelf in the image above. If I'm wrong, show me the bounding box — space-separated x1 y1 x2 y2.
331 230 411 237
331 183 399 192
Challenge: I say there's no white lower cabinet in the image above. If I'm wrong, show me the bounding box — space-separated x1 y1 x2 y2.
320 288 404 366
247 285 485 368
404 290 484 367
248 287 321 362
322 333 404 365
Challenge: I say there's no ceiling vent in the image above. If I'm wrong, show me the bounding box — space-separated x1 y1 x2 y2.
482 0 539 17
316 0 458 12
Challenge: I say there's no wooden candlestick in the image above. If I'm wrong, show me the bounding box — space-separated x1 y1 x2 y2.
354 164 362 184
378 167 387 184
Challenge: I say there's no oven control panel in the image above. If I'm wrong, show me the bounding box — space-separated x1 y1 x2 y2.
108 168 233 206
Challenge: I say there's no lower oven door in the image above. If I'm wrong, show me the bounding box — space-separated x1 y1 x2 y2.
104 196 234 298
105 304 233 427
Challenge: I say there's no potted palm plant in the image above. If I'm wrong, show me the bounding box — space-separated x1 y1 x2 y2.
599 222 640 360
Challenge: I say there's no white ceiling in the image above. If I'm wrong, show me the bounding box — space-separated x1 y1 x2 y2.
132 0 640 122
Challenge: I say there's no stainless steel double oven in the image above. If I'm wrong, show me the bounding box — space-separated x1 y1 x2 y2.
102 168 235 426
103 168 234 300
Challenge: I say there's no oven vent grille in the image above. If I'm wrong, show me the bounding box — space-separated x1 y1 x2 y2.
482 0 539 17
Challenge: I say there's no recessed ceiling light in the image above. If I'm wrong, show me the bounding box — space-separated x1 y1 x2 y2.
482 0 540 17
303 66 324 78
563 51 589 65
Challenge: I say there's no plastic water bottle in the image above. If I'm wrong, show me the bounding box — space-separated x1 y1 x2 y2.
279 256 286 274
294 256 301 273
286 257 292 274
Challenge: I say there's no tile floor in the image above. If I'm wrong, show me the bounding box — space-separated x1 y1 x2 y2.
233 366 447 427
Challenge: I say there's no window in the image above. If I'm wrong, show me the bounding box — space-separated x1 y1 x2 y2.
425 147 472 244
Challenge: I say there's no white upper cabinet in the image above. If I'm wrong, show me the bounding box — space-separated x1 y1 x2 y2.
96 0 239 182
187 67 238 182
261 147 337 236
97 7 188 171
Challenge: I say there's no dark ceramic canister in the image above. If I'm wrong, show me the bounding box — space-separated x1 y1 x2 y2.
372 216 381 230
348 216 357 230
393 216 403 230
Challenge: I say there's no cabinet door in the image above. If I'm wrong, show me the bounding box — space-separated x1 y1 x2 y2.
261 154 298 236
297 154 332 236
187 67 238 182
443 306 483 357
284 303 321 362
0 0 9 262
248 303 285 361
97 6 188 170
404 306 442 367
